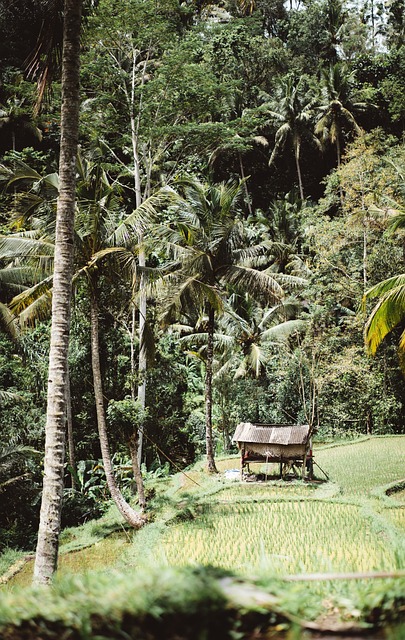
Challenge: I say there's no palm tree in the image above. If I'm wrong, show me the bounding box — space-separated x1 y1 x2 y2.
1 154 150 524
32 0 82 586
363 201 405 356
217 297 307 379
0 152 172 519
0 98 42 151
267 76 319 200
159 177 286 472
315 63 364 170
0 443 39 490
364 273 405 356
72 156 150 526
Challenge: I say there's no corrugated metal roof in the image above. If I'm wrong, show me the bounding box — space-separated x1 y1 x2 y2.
232 422 310 445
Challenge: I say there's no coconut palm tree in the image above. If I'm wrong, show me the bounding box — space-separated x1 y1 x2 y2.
30 0 82 585
0 155 149 521
315 63 365 170
266 76 319 200
0 151 172 519
72 156 151 525
217 297 307 380
158 177 287 472
0 98 42 151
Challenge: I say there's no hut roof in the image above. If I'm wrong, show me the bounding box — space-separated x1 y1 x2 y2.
232 422 310 446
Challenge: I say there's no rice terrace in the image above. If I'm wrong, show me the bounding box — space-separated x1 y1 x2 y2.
1 434 404 639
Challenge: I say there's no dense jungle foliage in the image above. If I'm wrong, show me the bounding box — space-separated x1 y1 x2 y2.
0 0 404 549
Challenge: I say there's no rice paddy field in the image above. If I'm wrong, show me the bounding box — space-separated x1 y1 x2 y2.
116 434 405 623
122 437 404 579
2 435 405 631
157 501 396 574
315 435 405 495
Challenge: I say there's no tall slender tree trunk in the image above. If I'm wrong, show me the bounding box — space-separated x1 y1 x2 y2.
238 153 252 216
33 0 82 585
128 431 146 510
360 172 367 290
65 366 76 489
130 47 149 468
137 245 147 465
294 143 305 201
205 305 218 474
90 291 146 528
336 133 341 169
336 134 344 206
129 285 146 511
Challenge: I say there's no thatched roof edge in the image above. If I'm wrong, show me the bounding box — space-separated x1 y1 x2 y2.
232 422 310 446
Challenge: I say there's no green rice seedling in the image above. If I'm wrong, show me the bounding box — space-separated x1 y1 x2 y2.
385 508 405 532
392 489 405 504
215 482 317 501
316 436 405 495
157 501 397 577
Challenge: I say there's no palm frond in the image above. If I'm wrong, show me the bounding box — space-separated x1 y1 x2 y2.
160 276 222 326
0 303 19 339
261 318 306 342
0 265 37 287
9 277 53 322
269 272 308 289
214 355 239 381
0 235 55 260
222 265 284 302
364 278 405 354
363 274 405 303
111 187 178 244
258 300 303 329
5 160 42 185
234 360 248 379
179 331 232 350
25 0 64 114
19 291 53 328
387 211 405 234
0 391 22 406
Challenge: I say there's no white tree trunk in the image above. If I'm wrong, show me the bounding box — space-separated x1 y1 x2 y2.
33 0 82 585
205 305 218 474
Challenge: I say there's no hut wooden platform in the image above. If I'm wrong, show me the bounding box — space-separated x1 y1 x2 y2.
232 422 313 479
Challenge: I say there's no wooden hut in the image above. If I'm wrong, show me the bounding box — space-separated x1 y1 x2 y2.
232 422 312 479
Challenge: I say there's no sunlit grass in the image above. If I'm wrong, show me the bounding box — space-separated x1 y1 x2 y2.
153 501 396 576
211 481 317 501
393 489 405 503
6 534 129 589
0 549 25 584
316 436 405 495
385 508 405 532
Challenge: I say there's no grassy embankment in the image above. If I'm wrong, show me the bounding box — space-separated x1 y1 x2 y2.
0 435 404 639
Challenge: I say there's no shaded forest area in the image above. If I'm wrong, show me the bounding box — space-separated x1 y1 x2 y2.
0 0 404 550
